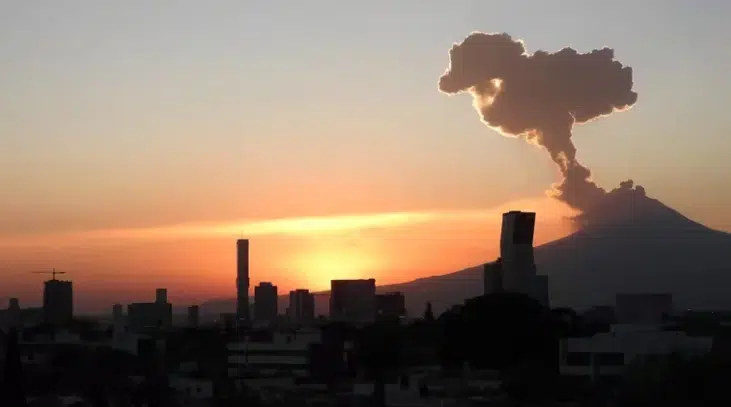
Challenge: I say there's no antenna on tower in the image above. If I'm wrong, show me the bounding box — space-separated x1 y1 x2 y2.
31 268 68 281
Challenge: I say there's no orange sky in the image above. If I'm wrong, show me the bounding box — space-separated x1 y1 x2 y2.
4 2 731 314
0 197 576 311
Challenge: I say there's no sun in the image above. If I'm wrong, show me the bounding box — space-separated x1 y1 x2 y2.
284 240 385 291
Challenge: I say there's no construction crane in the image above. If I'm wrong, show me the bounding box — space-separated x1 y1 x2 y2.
32 268 67 281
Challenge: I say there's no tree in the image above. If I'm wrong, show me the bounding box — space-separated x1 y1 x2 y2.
437 293 558 371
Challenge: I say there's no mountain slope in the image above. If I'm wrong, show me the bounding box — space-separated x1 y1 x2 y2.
385 185 731 314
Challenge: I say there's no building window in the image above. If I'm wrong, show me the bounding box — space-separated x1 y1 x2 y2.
595 352 624 366
566 352 591 366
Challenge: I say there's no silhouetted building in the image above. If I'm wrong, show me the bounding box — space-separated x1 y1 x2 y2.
236 239 250 323
112 304 125 340
43 279 73 328
288 289 315 324
483 259 503 295
533 274 550 307
376 292 406 320
112 303 123 320
187 305 200 328
500 211 537 295
156 288 167 304
254 282 278 322
6 299 20 329
615 293 673 324
482 211 550 306
227 329 326 381
330 279 376 324
127 289 172 331
220 313 236 331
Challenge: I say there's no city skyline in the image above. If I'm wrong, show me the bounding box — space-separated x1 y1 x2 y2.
2 1 731 311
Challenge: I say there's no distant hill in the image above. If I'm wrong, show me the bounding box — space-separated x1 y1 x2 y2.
201 186 731 316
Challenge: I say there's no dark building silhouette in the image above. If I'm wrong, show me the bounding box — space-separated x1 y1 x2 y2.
155 288 167 304
6 299 20 329
127 289 172 331
288 289 315 324
482 211 550 306
236 239 250 323
330 279 376 324
254 282 278 322
376 292 406 320
187 305 199 328
500 211 537 294
43 279 73 328
483 259 504 295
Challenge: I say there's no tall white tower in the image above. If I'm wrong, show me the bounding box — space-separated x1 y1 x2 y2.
500 211 537 296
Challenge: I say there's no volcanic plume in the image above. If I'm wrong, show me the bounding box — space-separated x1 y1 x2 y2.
438 32 639 213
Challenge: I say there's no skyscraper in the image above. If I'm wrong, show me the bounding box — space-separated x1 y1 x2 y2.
330 279 376 324
483 259 504 295
43 279 73 327
155 288 167 304
288 289 315 324
254 282 278 322
482 211 549 306
500 211 537 296
236 239 250 323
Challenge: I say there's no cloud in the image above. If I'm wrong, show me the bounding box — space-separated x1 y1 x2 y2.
0 197 576 248
439 31 639 212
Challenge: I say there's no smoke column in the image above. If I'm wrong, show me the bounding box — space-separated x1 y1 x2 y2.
438 32 638 212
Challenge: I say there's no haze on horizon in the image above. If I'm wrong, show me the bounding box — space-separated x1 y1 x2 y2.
2 1 731 312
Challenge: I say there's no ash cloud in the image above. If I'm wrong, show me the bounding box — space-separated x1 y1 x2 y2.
438 32 639 213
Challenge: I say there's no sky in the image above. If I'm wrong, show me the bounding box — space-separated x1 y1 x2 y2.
1 0 730 312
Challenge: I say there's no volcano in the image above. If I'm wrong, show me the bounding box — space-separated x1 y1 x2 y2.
200 186 731 316
375 185 731 315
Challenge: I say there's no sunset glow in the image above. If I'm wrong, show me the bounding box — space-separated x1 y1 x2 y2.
0 198 576 309
3 2 728 313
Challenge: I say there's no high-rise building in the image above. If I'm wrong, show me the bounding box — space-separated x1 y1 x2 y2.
112 304 124 320
236 239 250 323
254 282 278 322
533 275 550 307
330 279 376 324
155 288 167 304
43 279 73 327
288 289 315 324
482 211 550 307
483 259 504 295
7 298 20 328
500 211 537 296
187 305 200 328
375 292 406 320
